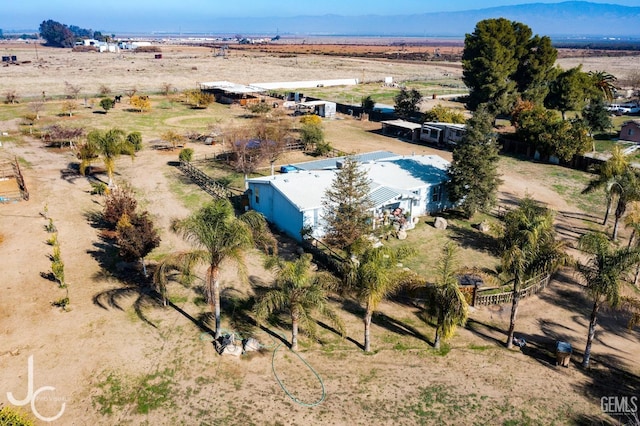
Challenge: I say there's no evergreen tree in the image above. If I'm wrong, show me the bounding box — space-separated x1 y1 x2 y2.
582 98 612 135
39 20 76 48
545 66 597 120
322 157 374 254
361 95 375 113
463 18 557 113
446 106 502 218
394 88 422 120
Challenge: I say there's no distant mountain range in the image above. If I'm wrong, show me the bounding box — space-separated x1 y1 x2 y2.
203 1 640 38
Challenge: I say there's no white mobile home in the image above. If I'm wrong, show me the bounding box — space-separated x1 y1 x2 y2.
246 153 454 242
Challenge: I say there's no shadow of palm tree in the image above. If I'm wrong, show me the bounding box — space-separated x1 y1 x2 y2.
372 311 432 346
93 285 161 328
464 318 506 346
315 320 363 349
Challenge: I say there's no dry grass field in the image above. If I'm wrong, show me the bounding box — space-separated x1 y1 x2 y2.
0 42 639 425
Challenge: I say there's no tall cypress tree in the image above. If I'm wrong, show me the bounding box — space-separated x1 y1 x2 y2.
322 157 374 254
447 106 502 218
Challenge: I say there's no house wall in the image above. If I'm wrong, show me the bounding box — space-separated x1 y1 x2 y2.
620 122 640 143
248 181 305 241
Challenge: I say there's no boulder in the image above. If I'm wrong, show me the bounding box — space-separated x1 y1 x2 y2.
243 337 261 352
396 229 407 240
434 217 448 230
478 220 491 233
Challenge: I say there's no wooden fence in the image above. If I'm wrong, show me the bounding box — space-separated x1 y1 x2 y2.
473 274 551 307
0 157 28 202
178 160 232 199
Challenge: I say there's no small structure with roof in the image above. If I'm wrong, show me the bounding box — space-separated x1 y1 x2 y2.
620 120 640 144
381 119 422 142
199 81 266 106
245 152 454 242
295 100 337 118
420 122 466 147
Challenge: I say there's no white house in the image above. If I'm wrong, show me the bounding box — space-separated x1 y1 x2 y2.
245 153 454 242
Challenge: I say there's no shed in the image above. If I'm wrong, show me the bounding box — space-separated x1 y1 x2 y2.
620 120 640 144
381 119 422 142
296 100 336 118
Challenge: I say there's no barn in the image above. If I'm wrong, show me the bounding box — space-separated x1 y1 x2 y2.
245 153 454 242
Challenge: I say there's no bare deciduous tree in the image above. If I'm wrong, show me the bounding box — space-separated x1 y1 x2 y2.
4 90 19 104
64 81 82 100
29 100 45 120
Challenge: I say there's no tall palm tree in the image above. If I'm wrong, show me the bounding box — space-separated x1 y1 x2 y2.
612 167 640 241
254 254 345 350
343 245 416 352
589 70 618 102
582 145 629 226
576 232 640 368
420 243 468 349
87 128 135 186
624 202 640 286
154 199 275 338
501 197 568 349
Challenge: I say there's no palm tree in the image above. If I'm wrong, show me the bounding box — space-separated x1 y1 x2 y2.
154 199 275 338
576 232 640 368
344 245 416 352
419 243 468 349
589 70 618 102
582 145 629 226
254 254 345 350
501 197 568 349
87 128 135 186
76 141 99 176
624 202 640 286
611 167 640 241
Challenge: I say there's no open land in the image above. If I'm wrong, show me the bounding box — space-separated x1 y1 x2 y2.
0 42 639 425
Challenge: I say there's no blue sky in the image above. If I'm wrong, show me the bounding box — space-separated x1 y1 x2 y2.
2 0 640 32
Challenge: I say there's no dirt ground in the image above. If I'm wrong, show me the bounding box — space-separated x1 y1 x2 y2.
0 44 639 425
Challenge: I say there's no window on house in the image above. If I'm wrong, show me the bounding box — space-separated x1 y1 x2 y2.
432 185 442 203
255 187 260 204
629 129 634 136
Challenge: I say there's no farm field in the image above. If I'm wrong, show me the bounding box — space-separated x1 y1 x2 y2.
0 42 639 425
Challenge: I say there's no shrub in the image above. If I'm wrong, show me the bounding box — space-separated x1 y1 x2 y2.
179 148 194 162
0 405 35 426
91 182 109 195
315 140 333 156
103 187 137 228
52 297 70 311
127 132 143 152
100 98 114 113
47 233 58 246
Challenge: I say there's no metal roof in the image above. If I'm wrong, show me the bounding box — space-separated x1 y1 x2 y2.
199 81 266 94
248 153 450 211
291 151 397 171
367 185 401 207
381 120 423 130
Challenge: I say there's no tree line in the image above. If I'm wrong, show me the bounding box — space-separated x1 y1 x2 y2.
39 19 112 48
